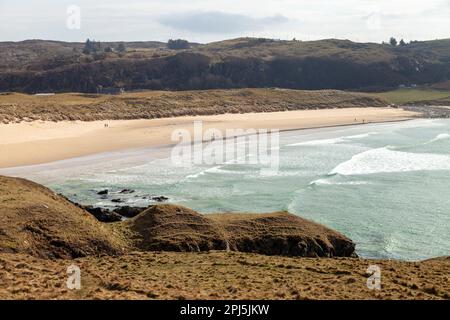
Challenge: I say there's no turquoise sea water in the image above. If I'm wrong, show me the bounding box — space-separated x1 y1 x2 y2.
3 119 450 261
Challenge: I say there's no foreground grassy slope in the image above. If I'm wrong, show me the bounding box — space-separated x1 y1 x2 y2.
0 88 388 123
0 176 125 259
0 252 448 300
0 175 448 300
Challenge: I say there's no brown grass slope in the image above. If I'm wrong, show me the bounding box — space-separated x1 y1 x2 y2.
118 204 356 258
0 176 448 300
0 252 448 300
0 88 387 123
118 205 228 252
209 213 356 257
0 176 124 259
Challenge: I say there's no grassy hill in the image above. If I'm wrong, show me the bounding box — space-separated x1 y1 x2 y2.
377 88 450 105
1 38 449 93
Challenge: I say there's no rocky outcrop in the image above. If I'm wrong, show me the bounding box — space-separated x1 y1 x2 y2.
209 213 356 258
121 204 357 257
0 176 124 259
82 206 123 223
81 205 147 220
112 206 147 218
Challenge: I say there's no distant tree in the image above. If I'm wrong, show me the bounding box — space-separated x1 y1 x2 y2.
167 39 190 50
117 43 126 53
83 39 102 54
104 46 113 53
399 39 407 46
389 37 398 46
83 39 93 54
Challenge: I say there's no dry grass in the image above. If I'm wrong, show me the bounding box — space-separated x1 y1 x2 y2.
208 212 355 257
198 38 396 64
115 205 356 258
0 251 448 300
0 176 125 258
0 176 448 300
0 88 387 123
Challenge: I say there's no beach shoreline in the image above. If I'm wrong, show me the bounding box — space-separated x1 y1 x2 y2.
0 107 419 168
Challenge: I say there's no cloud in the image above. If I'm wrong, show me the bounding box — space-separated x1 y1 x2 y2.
158 11 289 34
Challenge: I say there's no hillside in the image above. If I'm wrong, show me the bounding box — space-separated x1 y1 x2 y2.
1 38 449 93
0 176 124 259
1 252 449 300
0 88 388 123
0 175 448 300
116 205 356 257
377 88 450 105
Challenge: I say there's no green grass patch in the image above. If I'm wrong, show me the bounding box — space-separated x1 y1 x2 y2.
377 88 450 105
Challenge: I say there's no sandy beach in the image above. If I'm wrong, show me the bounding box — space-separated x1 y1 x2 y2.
0 107 418 168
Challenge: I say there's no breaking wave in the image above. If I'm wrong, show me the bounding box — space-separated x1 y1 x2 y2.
286 132 378 147
330 147 450 175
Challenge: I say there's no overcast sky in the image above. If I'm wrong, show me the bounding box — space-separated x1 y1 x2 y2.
0 0 449 43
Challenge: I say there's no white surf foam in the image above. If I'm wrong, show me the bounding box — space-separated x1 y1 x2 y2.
309 178 370 186
330 147 450 176
185 165 225 179
286 132 378 147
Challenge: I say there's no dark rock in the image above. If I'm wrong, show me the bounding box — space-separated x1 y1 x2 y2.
113 206 147 218
97 189 108 195
111 199 124 203
152 196 169 202
82 206 123 223
119 189 135 194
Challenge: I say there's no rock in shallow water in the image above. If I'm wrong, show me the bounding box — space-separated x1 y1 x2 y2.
119 189 135 194
82 206 123 223
113 206 147 218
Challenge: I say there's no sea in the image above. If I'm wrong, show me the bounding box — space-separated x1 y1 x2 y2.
2 118 449 261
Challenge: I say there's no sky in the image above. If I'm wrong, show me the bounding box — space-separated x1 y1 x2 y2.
0 0 449 43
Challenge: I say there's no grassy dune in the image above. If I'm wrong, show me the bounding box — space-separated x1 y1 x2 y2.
378 88 450 105
0 89 388 124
